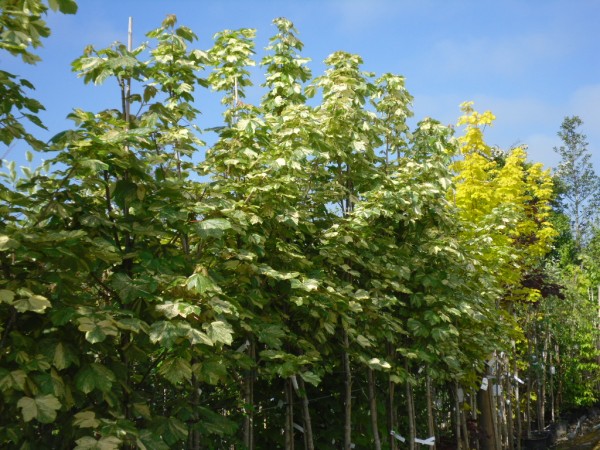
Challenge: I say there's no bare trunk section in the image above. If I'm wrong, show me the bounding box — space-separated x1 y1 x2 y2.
285 379 295 450
292 375 315 450
506 380 514 450
477 384 496 450
539 330 549 431
243 338 255 450
405 361 415 450
426 375 436 450
387 342 398 450
388 375 397 450
526 337 533 436
368 368 382 450
342 328 352 450
454 382 462 450
189 369 201 450
515 360 522 450
460 390 470 450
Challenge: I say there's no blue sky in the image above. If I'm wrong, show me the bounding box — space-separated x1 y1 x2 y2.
3 0 600 171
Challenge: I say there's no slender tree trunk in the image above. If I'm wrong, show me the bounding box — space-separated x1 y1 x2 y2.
292 376 315 450
243 338 255 450
426 375 436 450
470 389 480 450
477 383 496 450
285 379 295 450
550 350 555 423
490 377 501 450
454 381 462 450
505 366 514 450
526 337 533 436
515 360 522 450
555 343 562 418
405 361 415 450
539 330 549 431
342 328 352 450
498 373 508 449
387 342 398 450
368 368 382 450
189 370 201 450
459 388 470 450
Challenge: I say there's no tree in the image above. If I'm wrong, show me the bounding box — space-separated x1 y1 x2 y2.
451 102 557 449
553 116 600 250
3 11 591 450
0 0 78 151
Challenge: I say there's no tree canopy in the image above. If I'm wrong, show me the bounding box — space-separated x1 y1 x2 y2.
0 6 598 450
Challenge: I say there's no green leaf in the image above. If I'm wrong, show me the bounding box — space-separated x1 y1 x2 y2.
110 273 140 303
356 334 372 348
48 0 78 13
78 159 109 171
257 324 286 348
17 394 61 423
290 278 319 292
186 328 213 346
0 235 19 251
0 369 27 391
73 411 101 428
74 436 122 450
158 357 192 384
112 179 138 209
367 358 392 371
137 430 169 450
186 273 219 294
205 320 233 346
299 371 321 387
151 416 190 445
77 317 118 344
195 359 228 385
148 321 183 347
75 363 116 394
195 405 238 436
13 293 51 313
0 289 15 304
195 218 232 238
52 342 79 369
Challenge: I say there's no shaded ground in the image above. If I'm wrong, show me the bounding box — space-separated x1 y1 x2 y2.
552 408 600 449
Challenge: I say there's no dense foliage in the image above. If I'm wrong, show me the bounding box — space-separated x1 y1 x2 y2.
0 3 598 449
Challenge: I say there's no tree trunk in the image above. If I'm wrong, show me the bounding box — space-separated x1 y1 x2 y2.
454 382 462 450
470 389 480 450
285 379 295 450
539 330 549 430
477 382 496 450
515 361 522 450
526 337 533 436
189 367 201 450
555 343 562 418
405 361 415 450
342 328 352 450
292 376 315 450
368 368 382 450
426 375 436 450
504 365 514 450
243 338 255 450
459 388 470 450
387 342 398 450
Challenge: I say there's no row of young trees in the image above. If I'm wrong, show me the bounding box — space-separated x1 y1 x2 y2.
1 2 599 449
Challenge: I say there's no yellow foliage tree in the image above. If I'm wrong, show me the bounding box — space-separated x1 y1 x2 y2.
451 101 556 302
